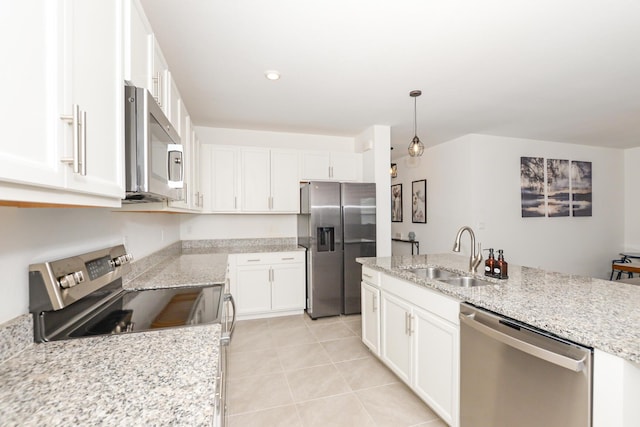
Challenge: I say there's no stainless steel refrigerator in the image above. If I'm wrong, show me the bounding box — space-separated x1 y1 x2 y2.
297 182 376 319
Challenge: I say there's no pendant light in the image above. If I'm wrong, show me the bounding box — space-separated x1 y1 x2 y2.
408 90 424 157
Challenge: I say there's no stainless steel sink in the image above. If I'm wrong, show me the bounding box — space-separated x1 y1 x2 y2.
407 267 460 280
439 276 492 287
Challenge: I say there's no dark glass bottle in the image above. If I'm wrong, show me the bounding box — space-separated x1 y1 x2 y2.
484 248 495 278
496 249 508 279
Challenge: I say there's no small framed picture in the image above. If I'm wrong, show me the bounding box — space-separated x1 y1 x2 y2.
391 184 403 222
412 180 427 223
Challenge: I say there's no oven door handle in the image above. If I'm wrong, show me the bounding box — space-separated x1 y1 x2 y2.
220 293 236 346
459 312 587 372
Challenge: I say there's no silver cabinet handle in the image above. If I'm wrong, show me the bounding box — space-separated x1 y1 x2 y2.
60 104 81 173
281 257 295 261
247 259 260 262
153 71 163 107
405 312 409 335
79 109 86 176
234 196 237 209
459 312 587 372
373 295 377 313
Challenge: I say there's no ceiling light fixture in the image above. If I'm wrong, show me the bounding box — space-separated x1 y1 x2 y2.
408 90 424 157
264 70 281 80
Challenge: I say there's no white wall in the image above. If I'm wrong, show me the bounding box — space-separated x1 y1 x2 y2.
180 214 296 239
391 134 625 278
195 126 355 151
624 147 640 251
0 207 181 324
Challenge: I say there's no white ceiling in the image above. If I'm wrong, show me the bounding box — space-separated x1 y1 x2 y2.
140 0 640 158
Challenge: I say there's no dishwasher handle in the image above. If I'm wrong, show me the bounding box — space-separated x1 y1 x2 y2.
459 312 587 372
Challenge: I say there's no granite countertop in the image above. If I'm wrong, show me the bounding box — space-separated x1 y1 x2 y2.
0 324 221 426
358 253 640 364
124 253 229 290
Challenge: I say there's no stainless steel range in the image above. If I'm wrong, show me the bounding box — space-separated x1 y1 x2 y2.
28 245 234 426
29 244 234 342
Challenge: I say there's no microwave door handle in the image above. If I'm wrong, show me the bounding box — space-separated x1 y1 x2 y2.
167 145 183 184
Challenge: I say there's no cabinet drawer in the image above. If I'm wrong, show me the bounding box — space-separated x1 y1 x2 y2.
362 267 380 287
381 274 460 325
235 251 303 266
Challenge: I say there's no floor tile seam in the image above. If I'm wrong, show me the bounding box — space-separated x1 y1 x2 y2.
226 401 298 418
226 370 290 385
291 389 355 406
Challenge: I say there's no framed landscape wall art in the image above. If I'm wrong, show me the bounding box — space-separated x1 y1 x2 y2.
546 159 570 217
571 161 592 217
520 157 545 217
391 184 402 222
411 180 426 223
521 157 593 218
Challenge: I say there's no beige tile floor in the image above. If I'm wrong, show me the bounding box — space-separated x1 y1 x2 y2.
227 313 447 427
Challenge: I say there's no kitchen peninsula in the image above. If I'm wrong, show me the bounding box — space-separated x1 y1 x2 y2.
358 253 640 427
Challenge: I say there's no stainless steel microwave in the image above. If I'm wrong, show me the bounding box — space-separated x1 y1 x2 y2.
124 85 183 203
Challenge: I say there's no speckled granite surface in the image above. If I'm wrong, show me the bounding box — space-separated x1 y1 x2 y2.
0 324 221 426
124 253 229 290
358 254 640 364
0 314 32 363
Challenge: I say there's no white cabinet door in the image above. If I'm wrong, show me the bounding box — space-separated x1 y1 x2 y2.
361 281 380 355
168 103 190 209
63 0 124 200
150 35 169 114
413 306 459 426
380 291 412 383
241 148 271 212
301 151 331 180
207 146 240 212
124 0 152 90
190 130 203 210
330 152 360 181
0 2 65 191
235 265 271 315
271 262 305 311
270 150 300 213
167 72 182 136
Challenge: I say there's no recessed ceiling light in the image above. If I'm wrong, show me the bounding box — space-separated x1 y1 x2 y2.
264 70 281 81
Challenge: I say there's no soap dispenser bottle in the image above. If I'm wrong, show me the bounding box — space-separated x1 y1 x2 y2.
484 248 496 278
496 249 509 279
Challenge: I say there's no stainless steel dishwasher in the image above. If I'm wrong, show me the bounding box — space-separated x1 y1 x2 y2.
459 303 592 427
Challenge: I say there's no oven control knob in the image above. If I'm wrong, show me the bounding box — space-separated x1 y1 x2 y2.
111 254 133 267
58 271 84 289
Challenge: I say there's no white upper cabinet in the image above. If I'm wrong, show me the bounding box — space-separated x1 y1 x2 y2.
0 0 124 206
241 148 300 213
205 145 241 212
300 151 362 181
167 72 182 136
62 0 125 199
241 148 271 212
270 150 300 212
150 35 169 116
123 0 152 90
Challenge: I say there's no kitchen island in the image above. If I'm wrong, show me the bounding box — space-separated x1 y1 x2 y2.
358 253 639 363
358 253 640 427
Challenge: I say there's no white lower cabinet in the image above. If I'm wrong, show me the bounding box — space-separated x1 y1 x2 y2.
232 252 305 318
380 291 413 383
368 271 460 427
361 281 380 355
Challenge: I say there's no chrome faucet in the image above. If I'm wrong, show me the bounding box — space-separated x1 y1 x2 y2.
452 226 483 274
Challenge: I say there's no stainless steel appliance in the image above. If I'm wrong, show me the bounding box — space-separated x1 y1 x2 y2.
124 85 183 203
459 303 592 427
298 182 376 318
29 245 235 426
